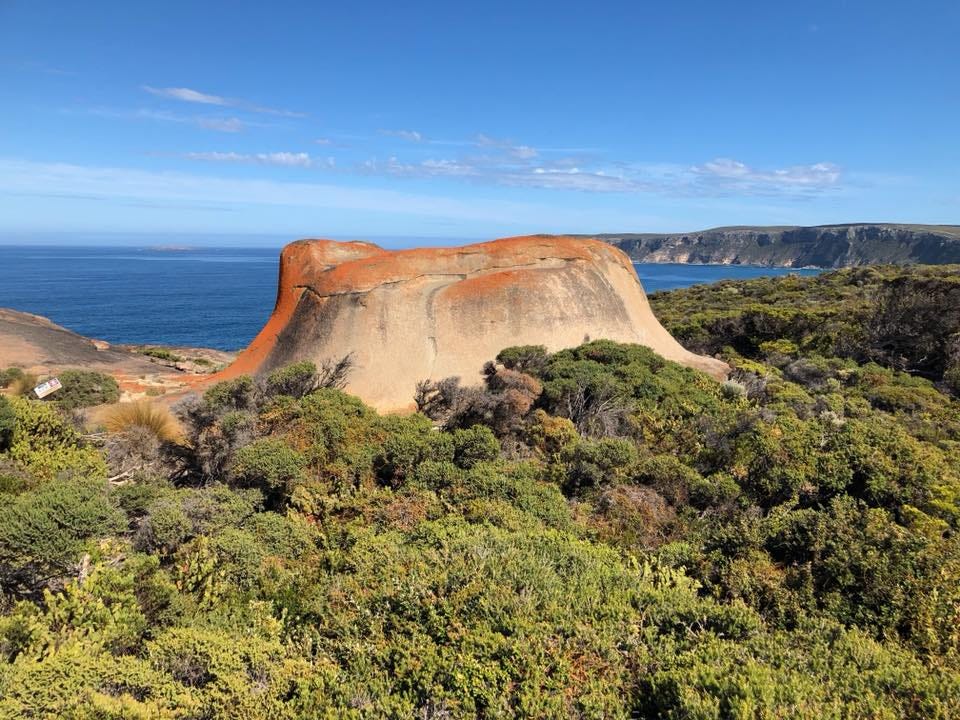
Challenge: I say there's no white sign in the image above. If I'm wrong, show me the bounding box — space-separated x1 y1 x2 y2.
33 378 62 399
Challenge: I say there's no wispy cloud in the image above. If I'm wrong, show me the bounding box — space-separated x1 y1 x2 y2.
0 157 647 230
79 106 252 133
142 85 305 117
144 86 227 105
180 132 842 197
379 129 424 143
4 59 76 76
362 130 843 196
196 117 245 133
368 156 636 193
692 158 841 195
184 151 328 168
475 134 538 160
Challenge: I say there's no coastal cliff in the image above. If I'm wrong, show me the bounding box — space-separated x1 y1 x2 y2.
589 224 960 268
213 235 727 411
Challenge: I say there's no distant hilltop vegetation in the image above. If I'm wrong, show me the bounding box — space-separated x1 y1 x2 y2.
585 223 960 268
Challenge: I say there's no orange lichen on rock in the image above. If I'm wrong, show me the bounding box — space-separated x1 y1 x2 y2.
226 239 384 377
212 235 729 411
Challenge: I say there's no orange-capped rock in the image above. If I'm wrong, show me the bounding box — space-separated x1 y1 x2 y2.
213 235 728 411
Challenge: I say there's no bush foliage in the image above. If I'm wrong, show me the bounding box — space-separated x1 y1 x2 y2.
51 369 121 410
1 265 959 717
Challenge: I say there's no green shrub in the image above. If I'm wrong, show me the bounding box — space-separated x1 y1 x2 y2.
230 438 306 503
0 396 14 453
634 454 719 508
0 477 124 596
202 376 255 413
262 361 318 399
3 395 107 481
1 281 959 717
561 437 639 493
451 425 500 469
495 344 549 373
138 347 183 362
52 369 120 410
946 360 960 395
374 415 454 487
135 496 192 554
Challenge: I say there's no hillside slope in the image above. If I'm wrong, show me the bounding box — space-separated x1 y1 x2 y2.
588 223 960 267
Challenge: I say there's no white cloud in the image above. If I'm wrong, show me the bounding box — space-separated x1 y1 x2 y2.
518 168 634 192
375 154 636 192
475 134 539 160
692 158 841 194
184 151 322 168
510 145 538 160
355 147 843 196
379 129 423 142
80 106 250 133
178 135 842 197
144 86 227 105
197 117 245 133
0 157 647 229
142 86 305 117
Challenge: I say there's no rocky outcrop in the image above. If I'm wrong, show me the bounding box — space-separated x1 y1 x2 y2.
591 224 960 268
0 308 233 400
215 236 727 411
0 308 159 374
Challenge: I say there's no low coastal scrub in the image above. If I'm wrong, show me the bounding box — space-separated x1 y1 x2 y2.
138 347 183 362
1 267 959 717
1 367 119 408
53 369 120 409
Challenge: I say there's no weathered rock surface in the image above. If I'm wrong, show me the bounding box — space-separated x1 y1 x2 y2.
0 308 158 374
0 308 233 400
216 236 727 411
590 224 960 268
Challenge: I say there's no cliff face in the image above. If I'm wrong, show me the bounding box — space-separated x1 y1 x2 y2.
593 224 960 268
215 236 727 411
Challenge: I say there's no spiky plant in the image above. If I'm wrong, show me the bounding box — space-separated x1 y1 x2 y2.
101 401 185 445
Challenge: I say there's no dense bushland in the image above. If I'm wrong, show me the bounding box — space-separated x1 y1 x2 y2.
1 267 959 718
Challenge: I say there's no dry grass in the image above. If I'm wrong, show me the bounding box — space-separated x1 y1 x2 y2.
100 401 185 444
8 373 39 397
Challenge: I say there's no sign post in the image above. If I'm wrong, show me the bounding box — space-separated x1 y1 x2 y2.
33 378 63 399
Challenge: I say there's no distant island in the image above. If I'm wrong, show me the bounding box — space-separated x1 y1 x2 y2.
584 223 960 268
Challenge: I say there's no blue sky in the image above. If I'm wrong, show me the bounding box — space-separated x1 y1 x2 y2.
1 0 957 243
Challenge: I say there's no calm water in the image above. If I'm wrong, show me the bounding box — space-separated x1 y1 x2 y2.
0 246 819 350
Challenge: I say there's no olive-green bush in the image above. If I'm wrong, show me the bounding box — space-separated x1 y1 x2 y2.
51 369 120 410
2 265 960 717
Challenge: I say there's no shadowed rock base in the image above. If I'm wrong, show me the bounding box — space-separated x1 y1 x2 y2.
214 235 728 411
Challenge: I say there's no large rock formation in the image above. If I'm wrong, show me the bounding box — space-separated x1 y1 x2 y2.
590 224 960 268
216 235 727 411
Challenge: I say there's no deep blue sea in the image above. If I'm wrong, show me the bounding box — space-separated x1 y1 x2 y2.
0 246 820 351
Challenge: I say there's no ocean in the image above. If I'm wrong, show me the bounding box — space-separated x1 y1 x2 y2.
0 246 820 351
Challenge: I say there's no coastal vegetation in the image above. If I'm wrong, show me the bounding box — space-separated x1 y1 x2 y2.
138 347 184 363
0 266 959 717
